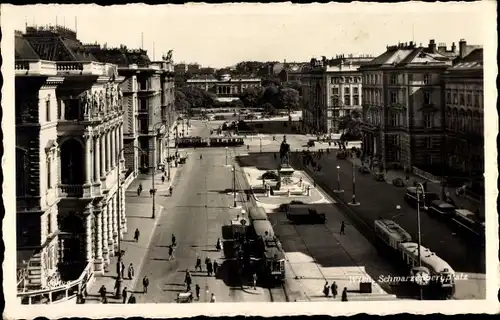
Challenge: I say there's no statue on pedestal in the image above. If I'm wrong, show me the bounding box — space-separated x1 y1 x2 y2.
279 135 291 167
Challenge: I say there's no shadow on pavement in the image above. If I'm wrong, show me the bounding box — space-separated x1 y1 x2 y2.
214 260 241 287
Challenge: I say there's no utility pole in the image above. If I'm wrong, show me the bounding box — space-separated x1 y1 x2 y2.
416 182 425 300
233 165 237 208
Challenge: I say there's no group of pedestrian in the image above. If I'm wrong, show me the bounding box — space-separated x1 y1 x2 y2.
322 281 348 301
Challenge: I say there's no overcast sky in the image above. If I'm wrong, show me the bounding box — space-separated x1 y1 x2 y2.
2 2 494 68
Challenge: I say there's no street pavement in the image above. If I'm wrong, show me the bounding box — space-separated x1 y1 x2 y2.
288 149 485 299
129 122 271 303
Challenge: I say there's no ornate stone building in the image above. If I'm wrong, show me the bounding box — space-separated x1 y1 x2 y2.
15 26 126 303
85 45 175 173
443 45 483 183
186 73 261 100
301 55 372 134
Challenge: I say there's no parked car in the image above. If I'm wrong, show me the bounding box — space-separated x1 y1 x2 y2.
286 205 326 224
262 171 279 180
279 200 305 212
427 200 456 218
404 187 440 210
392 177 405 187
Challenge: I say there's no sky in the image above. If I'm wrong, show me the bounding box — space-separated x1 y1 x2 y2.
1 2 495 68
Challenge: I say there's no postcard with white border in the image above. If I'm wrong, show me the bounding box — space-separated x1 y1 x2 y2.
1 2 498 318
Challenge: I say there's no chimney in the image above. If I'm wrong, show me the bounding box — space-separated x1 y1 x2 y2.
428 39 436 52
459 39 467 58
451 42 457 53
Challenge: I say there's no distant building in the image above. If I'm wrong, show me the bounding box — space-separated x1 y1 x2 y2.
359 39 480 178
15 26 126 301
186 73 261 102
301 55 373 134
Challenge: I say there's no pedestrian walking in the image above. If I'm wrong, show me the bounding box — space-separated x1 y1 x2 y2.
252 272 257 290
210 293 216 303
169 186 173 196
195 284 201 300
161 175 165 184
213 260 218 275
142 275 149 293
341 287 348 301
128 263 134 280
207 260 213 276
195 255 202 271
121 261 125 278
98 285 107 302
205 256 210 269
134 228 140 242
137 186 141 196
171 234 176 247
122 287 128 304
323 281 330 297
149 188 154 197
331 281 338 299
168 245 174 260
340 221 346 235
216 238 222 251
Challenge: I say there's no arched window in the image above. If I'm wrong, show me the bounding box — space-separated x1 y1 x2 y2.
47 156 52 190
466 110 473 133
459 110 466 132
60 138 84 185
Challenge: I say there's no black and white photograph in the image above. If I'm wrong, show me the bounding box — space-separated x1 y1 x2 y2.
1 2 497 317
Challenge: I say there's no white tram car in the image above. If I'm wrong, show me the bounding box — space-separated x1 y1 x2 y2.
374 220 455 299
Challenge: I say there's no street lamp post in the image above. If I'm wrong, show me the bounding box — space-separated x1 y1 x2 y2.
334 165 344 193
260 138 262 153
152 122 168 219
415 182 426 300
232 165 237 208
225 147 228 166
348 161 360 205
166 132 171 181
115 146 145 299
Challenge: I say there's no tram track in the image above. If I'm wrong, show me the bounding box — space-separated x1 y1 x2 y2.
230 149 290 302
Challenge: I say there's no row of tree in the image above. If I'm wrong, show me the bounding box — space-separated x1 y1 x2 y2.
238 83 301 115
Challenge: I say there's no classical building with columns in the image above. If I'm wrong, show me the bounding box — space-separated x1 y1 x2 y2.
301 55 372 134
15 26 127 303
85 45 175 174
186 73 261 101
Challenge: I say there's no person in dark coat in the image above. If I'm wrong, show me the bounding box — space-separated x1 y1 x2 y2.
340 221 346 235
142 276 149 293
331 281 338 299
212 261 218 275
207 261 213 276
122 287 128 304
121 261 125 278
195 284 201 300
134 228 140 242
195 255 202 271
128 263 134 280
98 285 107 302
168 245 174 260
323 281 330 297
128 294 136 304
341 287 348 301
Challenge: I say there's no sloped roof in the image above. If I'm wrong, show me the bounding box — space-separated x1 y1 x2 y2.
15 33 40 60
364 46 452 68
450 48 483 71
87 47 151 67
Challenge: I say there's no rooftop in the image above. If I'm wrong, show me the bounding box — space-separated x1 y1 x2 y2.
449 47 483 71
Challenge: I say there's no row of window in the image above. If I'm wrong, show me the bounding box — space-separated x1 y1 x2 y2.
366 110 435 129
445 91 482 108
330 76 362 84
363 73 433 86
331 87 359 95
446 112 483 134
330 95 360 106
362 89 433 106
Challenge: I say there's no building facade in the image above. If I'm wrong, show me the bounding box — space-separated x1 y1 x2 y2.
360 40 467 174
186 73 261 100
443 46 484 182
302 55 372 134
15 26 127 301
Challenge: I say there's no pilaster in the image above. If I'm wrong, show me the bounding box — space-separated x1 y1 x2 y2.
100 134 106 179
106 130 111 173
94 207 104 272
102 203 110 266
107 201 115 256
94 136 101 182
120 185 127 234
84 206 93 262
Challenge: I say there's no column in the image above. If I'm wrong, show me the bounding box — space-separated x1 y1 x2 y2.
106 130 111 173
111 127 116 169
84 134 92 184
107 201 115 256
84 209 93 262
119 124 125 163
101 204 109 266
94 209 103 272
100 135 105 179
94 137 101 182
112 195 118 251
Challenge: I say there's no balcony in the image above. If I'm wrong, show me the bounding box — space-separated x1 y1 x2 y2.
15 60 57 76
58 184 83 198
55 61 118 77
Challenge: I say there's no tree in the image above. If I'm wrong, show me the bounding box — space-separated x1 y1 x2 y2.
338 113 362 140
175 89 191 112
239 86 264 108
262 102 277 115
278 87 300 112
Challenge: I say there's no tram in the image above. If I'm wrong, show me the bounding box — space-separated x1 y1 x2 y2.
374 219 455 299
209 137 244 147
252 219 286 284
175 136 209 148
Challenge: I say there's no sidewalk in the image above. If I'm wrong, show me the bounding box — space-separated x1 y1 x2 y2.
340 154 479 213
86 167 180 304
